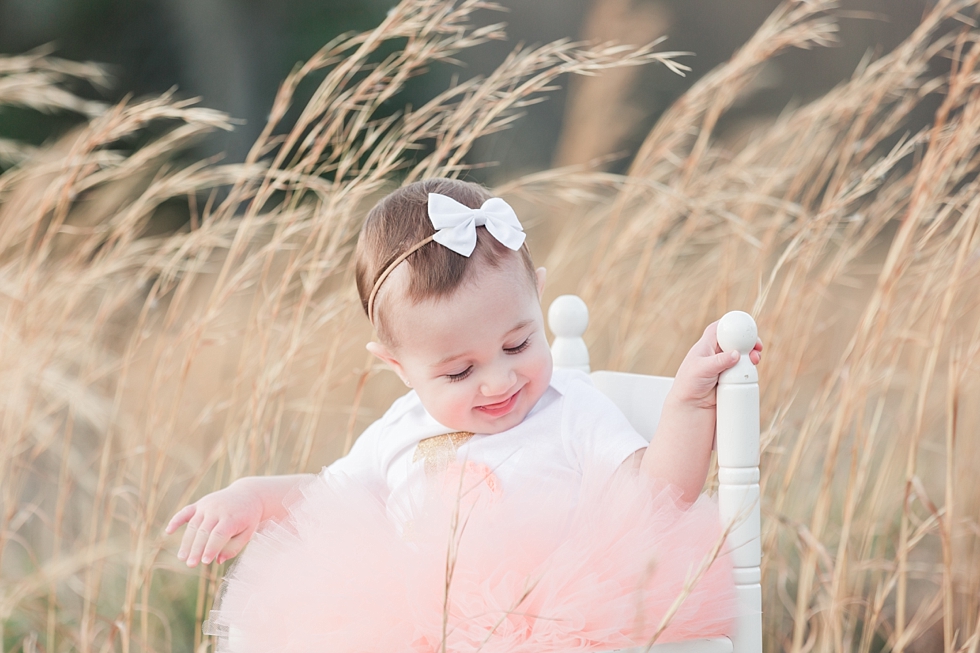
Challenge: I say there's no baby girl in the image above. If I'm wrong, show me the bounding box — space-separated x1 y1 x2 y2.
167 177 762 653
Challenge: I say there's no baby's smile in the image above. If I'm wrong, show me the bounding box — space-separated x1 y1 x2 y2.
475 385 524 417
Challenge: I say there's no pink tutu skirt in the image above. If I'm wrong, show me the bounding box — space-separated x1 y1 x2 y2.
205 463 736 653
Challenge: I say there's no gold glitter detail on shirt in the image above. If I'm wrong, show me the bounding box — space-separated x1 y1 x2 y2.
413 431 474 476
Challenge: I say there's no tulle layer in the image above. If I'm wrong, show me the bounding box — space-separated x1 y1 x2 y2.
205 464 736 653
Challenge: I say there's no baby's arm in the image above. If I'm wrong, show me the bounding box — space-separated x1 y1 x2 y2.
167 415 386 567
640 321 762 504
165 474 313 567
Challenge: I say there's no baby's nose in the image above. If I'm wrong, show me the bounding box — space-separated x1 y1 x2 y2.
480 367 517 397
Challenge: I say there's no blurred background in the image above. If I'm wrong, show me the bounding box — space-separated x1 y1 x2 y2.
5 2 980 653
0 0 932 176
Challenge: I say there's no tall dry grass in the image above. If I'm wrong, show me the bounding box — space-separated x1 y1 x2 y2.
1 1 979 652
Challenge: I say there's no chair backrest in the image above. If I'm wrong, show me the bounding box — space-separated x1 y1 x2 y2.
548 295 762 653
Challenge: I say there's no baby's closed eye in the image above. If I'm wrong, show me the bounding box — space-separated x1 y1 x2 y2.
505 337 531 354
446 366 473 382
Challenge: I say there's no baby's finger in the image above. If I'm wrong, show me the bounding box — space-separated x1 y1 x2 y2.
700 321 721 352
166 504 196 535
185 517 218 568
700 349 740 377
177 517 203 561
200 525 237 565
216 527 256 565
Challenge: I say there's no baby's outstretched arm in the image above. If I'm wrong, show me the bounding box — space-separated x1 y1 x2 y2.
166 474 313 567
640 321 762 504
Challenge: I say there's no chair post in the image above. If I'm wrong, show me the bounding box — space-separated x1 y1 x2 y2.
716 311 763 653
548 295 590 373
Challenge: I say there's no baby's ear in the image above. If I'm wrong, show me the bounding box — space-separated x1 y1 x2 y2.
366 341 410 386
535 267 547 297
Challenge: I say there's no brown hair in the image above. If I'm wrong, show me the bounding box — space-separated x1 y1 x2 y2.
355 178 537 344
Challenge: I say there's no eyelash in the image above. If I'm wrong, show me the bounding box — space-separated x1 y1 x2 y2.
505 337 531 354
445 338 531 383
446 367 472 383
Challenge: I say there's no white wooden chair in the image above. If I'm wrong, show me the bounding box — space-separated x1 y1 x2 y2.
548 295 762 653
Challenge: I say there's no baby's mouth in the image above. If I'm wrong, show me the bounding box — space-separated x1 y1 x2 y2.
475 387 522 417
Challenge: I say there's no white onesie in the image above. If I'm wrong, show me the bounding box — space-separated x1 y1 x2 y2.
324 368 648 504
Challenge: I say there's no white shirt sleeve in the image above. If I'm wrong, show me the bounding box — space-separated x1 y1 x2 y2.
560 374 648 473
320 417 386 493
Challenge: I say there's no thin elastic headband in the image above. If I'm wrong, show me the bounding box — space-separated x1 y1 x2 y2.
366 235 434 324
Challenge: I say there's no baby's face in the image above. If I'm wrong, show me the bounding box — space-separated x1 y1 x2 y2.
371 257 552 435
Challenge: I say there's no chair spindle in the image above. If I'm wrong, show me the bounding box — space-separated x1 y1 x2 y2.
716 311 762 653
548 295 591 373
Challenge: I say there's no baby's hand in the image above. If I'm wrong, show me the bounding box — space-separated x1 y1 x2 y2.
165 480 264 567
671 321 763 409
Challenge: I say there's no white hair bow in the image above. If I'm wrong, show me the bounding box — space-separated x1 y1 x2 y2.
428 193 526 257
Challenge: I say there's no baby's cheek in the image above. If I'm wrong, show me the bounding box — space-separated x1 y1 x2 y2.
431 395 475 431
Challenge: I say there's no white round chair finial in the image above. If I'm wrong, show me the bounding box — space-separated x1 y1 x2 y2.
548 295 589 338
717 310 758 354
